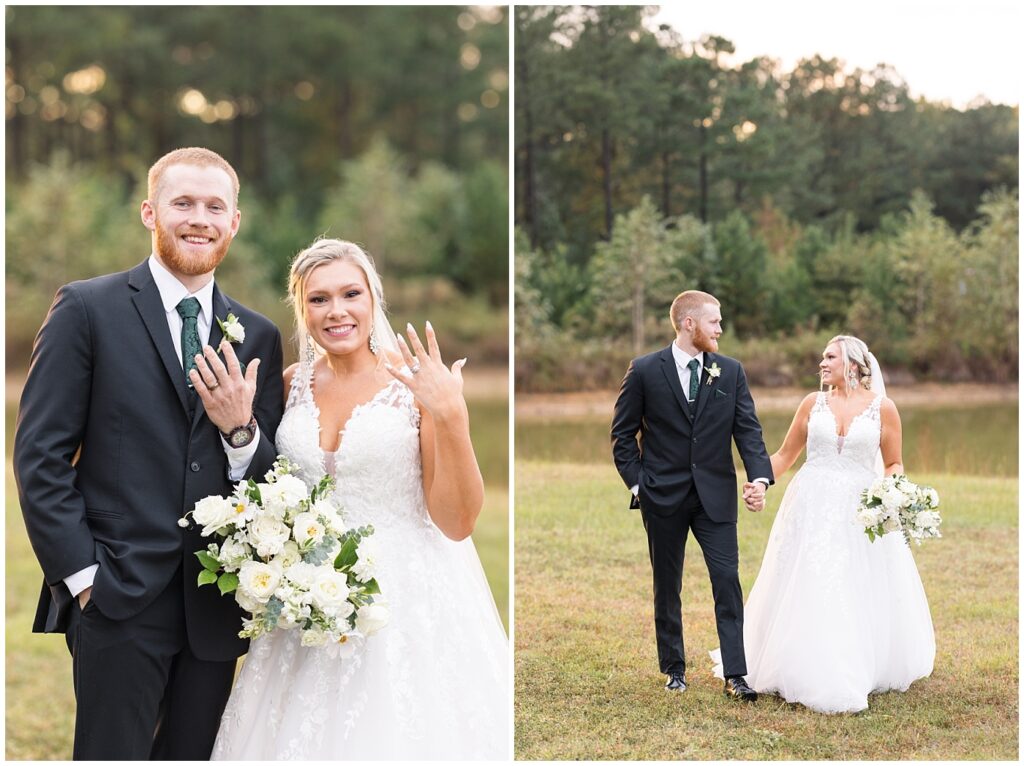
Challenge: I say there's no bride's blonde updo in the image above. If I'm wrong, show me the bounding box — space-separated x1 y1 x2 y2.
826 334 873 391
286 238 399 361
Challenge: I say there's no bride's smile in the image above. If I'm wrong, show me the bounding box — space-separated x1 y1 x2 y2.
305 260 374 358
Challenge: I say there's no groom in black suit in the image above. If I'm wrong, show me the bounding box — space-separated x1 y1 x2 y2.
14 147 284 759
611 290 772 700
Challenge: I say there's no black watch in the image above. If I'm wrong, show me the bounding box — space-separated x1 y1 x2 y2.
221 416 257 448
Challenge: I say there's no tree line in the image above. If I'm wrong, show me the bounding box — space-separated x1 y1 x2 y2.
514 6 1018 391
6 6 509 368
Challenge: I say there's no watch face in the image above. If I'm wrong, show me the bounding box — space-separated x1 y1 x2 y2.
230 429 252 448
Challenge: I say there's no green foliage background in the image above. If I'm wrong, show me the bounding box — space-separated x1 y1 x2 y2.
514 6 1018 391
6 5 509 367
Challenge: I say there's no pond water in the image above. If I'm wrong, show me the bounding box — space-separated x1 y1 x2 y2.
516 402 1018 477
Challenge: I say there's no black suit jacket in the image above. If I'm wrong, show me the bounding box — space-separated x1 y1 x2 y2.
611 346 773 523
14 260 284 661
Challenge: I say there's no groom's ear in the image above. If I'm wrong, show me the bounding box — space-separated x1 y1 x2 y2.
141 199 156 231
228 207 241 239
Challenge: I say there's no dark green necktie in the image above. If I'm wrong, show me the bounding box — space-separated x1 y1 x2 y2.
176 297 202 386
687 358 700 402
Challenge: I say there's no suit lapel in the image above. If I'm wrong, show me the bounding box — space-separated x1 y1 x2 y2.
191 284 232 431
660 345 693 423
693 352 717 424
129 262 191 413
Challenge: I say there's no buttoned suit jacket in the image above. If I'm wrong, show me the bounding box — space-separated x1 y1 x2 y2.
14 260 284 661
611 346 773 522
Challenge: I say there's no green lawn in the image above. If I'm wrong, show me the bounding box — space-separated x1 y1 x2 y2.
5 461 508 760
514 461 1018 760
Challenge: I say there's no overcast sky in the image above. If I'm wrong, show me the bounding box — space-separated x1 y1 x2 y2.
651 1 1021 108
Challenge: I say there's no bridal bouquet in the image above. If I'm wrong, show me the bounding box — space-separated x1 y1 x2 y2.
178 457 388 653
855 474 942 546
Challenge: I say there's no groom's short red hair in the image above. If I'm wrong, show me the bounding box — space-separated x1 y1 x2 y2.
670 290 720 333
147 147 240 207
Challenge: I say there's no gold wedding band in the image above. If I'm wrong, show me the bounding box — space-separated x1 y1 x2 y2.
207 380 220 390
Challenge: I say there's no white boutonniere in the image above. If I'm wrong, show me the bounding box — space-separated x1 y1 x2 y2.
705 362 721 384
217 313 246 344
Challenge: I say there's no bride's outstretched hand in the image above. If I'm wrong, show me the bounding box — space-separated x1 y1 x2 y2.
386 322 468 419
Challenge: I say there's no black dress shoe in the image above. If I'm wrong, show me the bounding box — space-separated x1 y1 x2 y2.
665 672 687 691
724 676 757 701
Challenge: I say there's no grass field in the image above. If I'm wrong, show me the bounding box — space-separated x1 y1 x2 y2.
514 461 1018 760
5 465 508 761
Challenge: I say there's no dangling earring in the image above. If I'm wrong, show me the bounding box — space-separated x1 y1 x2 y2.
304 332 317 367
368 325 379 356
847 371 859 390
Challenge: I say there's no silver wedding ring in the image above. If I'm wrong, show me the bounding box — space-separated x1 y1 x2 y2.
410 363 421 374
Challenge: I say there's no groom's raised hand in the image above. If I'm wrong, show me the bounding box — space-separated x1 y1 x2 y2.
190 341 261 433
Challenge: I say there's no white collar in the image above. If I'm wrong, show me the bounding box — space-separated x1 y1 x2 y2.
671 341 703 371
148 254 215 320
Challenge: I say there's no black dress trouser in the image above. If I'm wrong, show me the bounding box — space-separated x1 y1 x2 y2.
641 486 747 678
64 568 237 761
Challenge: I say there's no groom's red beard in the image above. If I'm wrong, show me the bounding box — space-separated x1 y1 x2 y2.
692 325 719 354
154 219 231 276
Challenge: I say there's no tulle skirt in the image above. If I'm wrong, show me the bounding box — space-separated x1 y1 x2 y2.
212 525 509 759
713 458 934 713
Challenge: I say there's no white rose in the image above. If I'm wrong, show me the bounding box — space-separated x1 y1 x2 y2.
868 478 886 498
880 486 906 513
247 515 291 558
916 511 941 530
356 603 389 636
882 514 902 533
238 561 281 603
300 627 329 647
222 315 246 344
235 588 263 615
926 488 939 507
264 475 309 509
293 512 326 546
310 568 352 613
191 495 236 534
856 506 881 528
284 561 319 591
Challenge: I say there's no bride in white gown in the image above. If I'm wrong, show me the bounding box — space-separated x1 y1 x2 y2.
212 239 508 759
713 335 934 713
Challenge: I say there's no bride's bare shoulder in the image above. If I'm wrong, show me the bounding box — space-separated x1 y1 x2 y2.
283 362 301 389
878 395 900 418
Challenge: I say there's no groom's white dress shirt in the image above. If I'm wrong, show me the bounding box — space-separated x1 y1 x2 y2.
63 255 261 597
630 341 768 498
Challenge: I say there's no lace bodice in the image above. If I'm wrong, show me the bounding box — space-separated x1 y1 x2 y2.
806 391 882 471
275 363 431 532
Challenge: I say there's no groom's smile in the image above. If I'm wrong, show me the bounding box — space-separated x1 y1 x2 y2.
142 162 241 284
